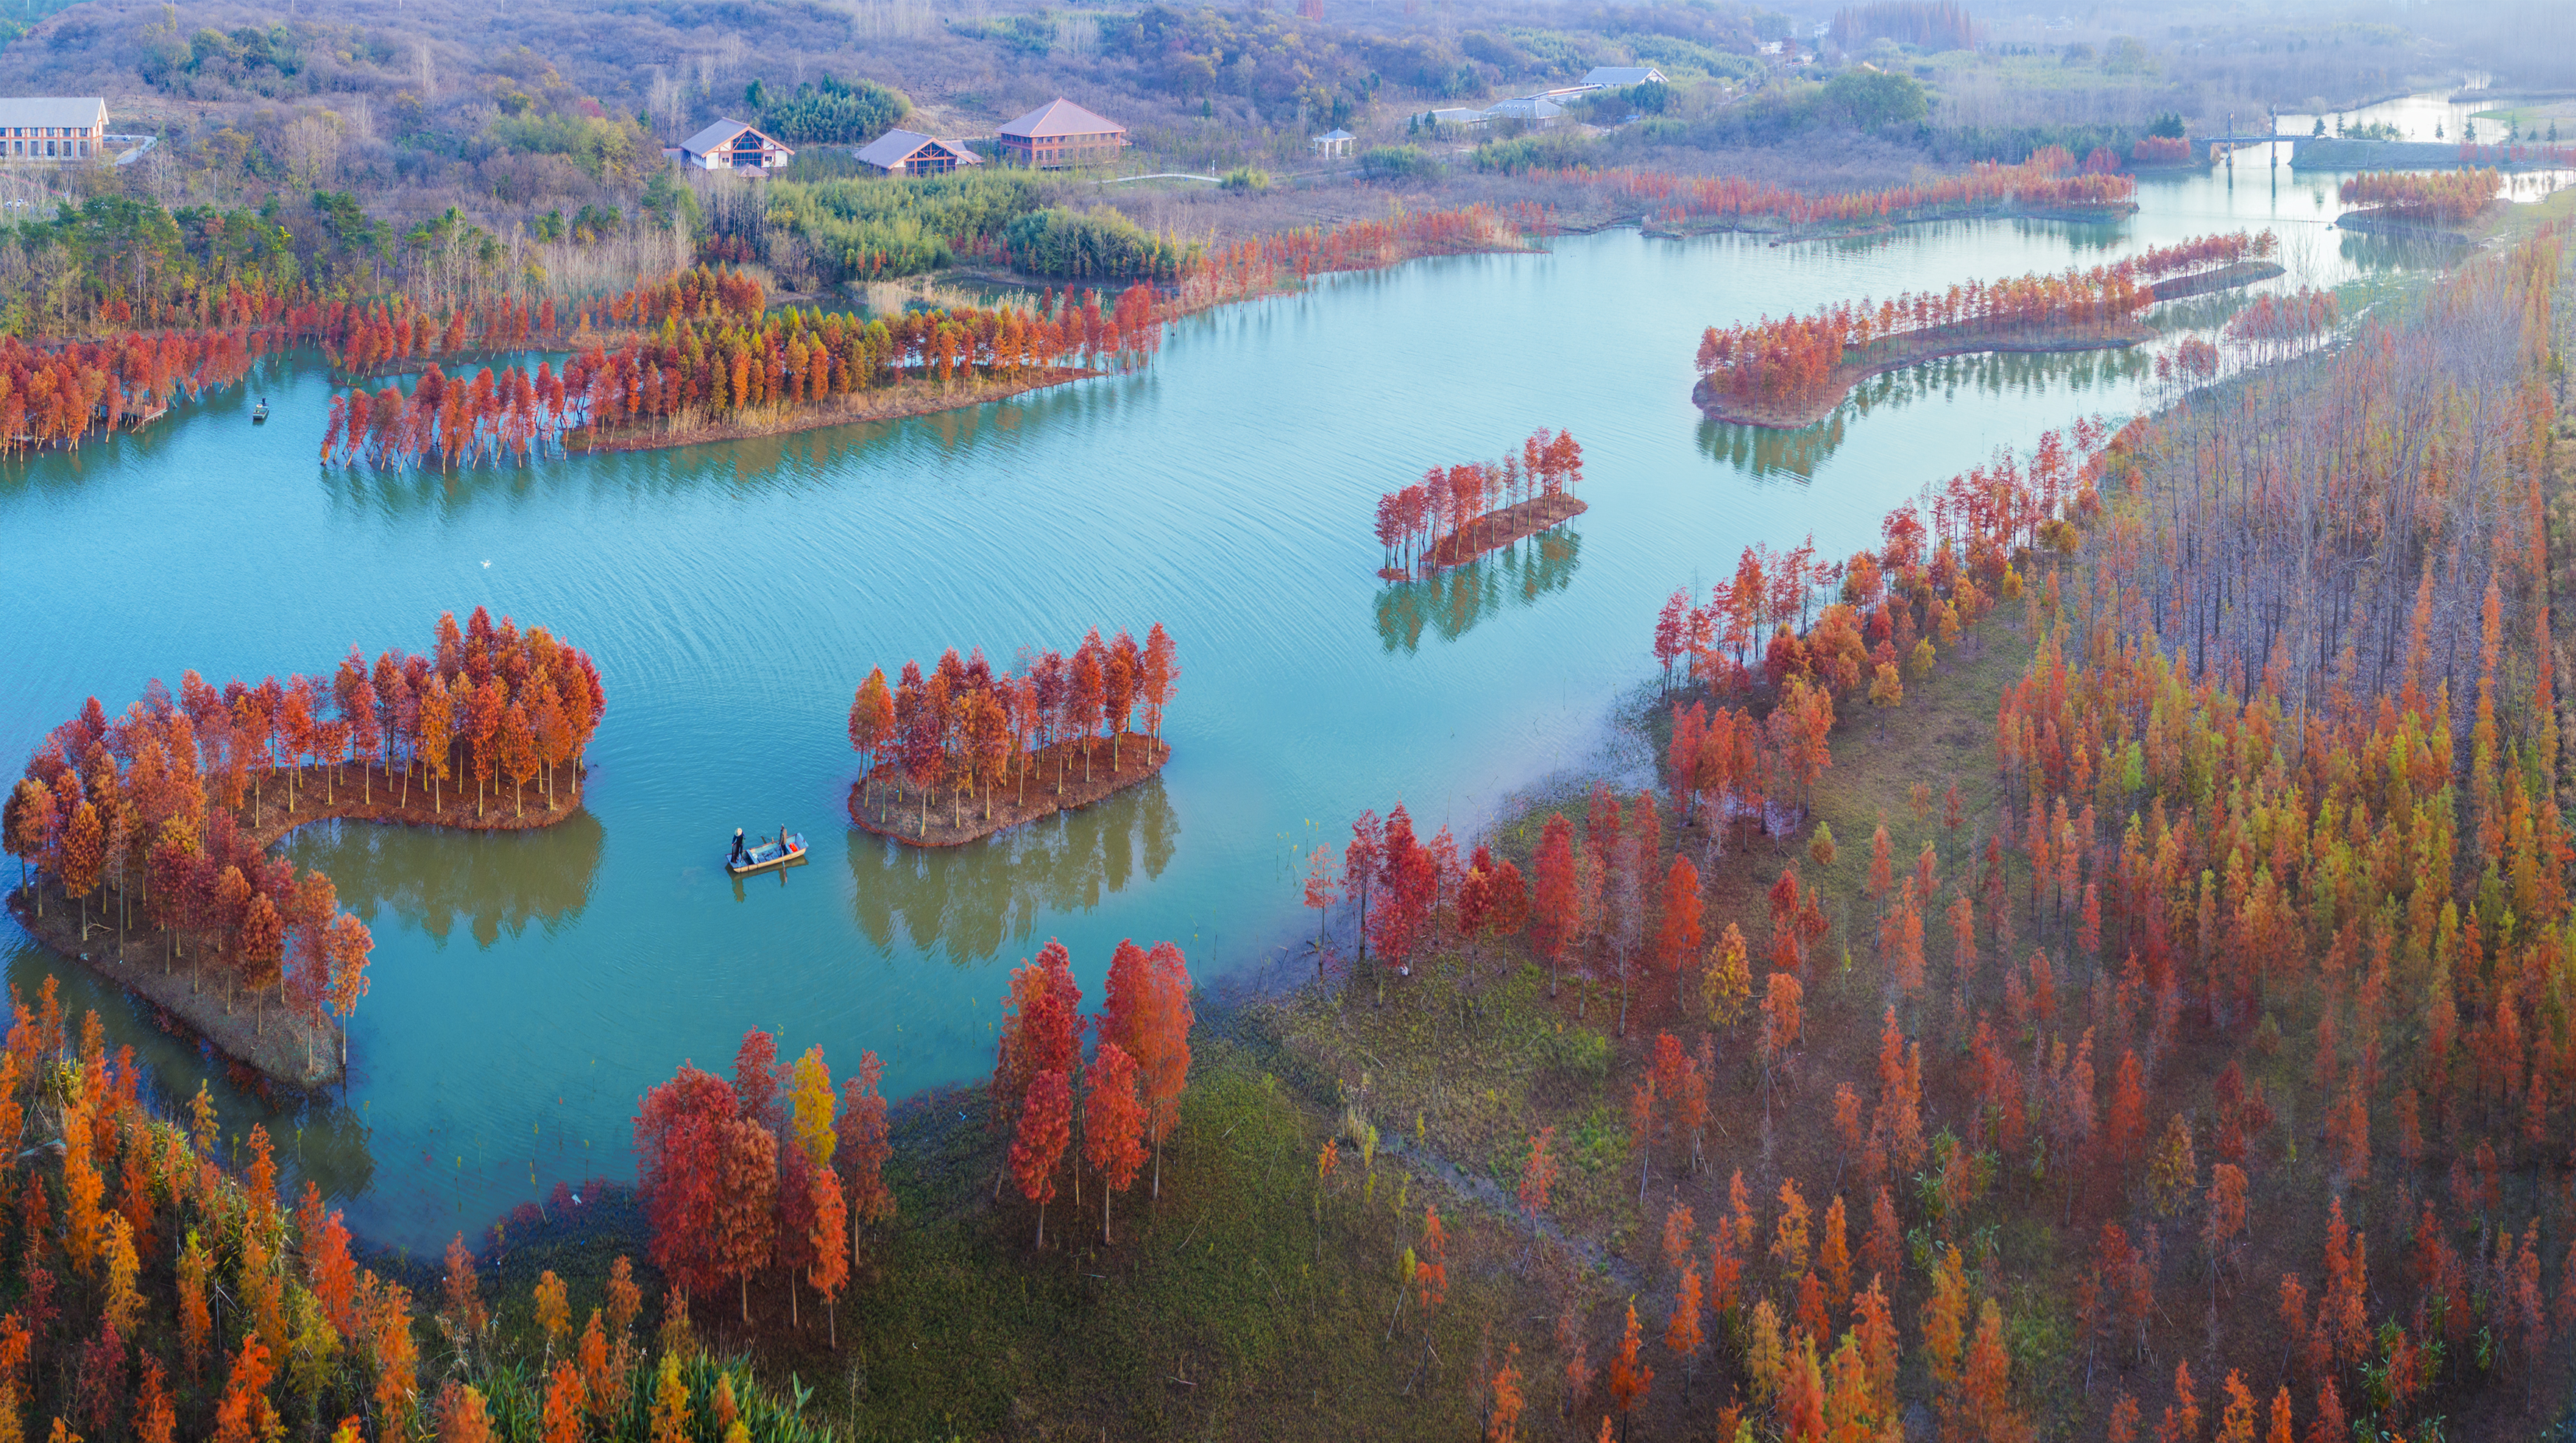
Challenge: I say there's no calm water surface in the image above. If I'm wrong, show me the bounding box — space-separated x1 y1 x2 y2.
0 163 2510 1247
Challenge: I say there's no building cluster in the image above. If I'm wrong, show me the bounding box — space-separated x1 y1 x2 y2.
669 96 1130 178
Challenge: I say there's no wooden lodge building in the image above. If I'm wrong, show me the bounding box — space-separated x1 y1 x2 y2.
0 97 110 162
855 129 982 176
996 98 1127 169
676 118 794 172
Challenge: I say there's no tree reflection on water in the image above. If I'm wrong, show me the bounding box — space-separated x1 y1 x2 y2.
278 811 604 948
1374 528 1582 653
847 775 1178 964
1697 345 2154 479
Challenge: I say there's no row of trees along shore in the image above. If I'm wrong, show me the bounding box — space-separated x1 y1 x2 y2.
2452 141 2576 167
1693 232 2277 409
1373 428 1585 575
1657 420 2106 702
847 625 1178 835
321 283 1164 469
1167 204 1545 314
3 607 600 1056
0 327 270 454
1331 431 2105 1031
2338 169 2504 224
1525 149 2135 230
1449 225 2576 1442
0 264 763 458
316 266 765 375
0 975 824 1436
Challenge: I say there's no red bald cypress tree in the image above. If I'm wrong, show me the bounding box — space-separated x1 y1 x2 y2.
1011 1070 1073 1249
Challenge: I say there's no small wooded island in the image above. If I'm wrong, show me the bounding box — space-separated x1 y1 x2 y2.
1 607 604 1089
847 624 1176 847
1692 231 2285 429
1375 428 1588 579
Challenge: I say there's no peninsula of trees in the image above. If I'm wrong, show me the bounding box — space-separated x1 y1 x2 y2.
322 269 1165 465
1 607 601 1087
847 625 1176 847
1692 232 2284 428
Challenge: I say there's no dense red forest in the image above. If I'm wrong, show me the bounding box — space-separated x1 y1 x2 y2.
847 624 1177 834
321 283 1164 468
2338 169 2505 225
1694 233 2273 410
3 607 602 1048
1459 221 2572 1442
1298 226 2576 1442
1936 222 2576 1443
2131 135 2193 165
1375 428 1585 576
312 265 768 377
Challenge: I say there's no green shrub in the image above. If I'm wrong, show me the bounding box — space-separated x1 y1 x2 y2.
759 75 914 144
1821 67 1928 130
1545 1025 1612 1084
999 205 1203 280
488 110 653 183
1473 131 1595 174
1359 144 1440 182
1220 165 1272 192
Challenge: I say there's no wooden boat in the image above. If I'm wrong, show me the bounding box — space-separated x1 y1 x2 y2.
250 400 269 424
726 832 807 876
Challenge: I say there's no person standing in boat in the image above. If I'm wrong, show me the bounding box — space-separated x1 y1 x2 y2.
729 828 747 866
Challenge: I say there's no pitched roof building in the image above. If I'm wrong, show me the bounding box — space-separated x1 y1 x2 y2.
996 98 1127 169
1579 66 1669 88
1482 95 1565 124
0 97 110 162
854 129 983 176
677 118 794 172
